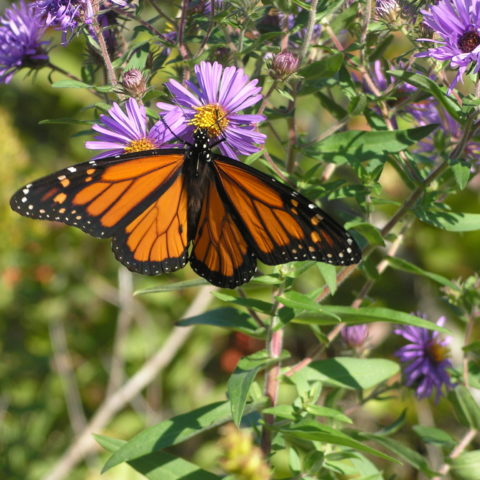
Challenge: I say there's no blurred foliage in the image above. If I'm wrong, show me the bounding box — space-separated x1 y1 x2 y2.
1 1 480 480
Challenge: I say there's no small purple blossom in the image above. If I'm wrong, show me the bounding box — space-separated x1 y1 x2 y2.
341 324 369 349
85 98 174 160
157 61 266 159
0 1 50 84
395 316 454 401
34 0 130 45
34 0 84 44
417 0 480 91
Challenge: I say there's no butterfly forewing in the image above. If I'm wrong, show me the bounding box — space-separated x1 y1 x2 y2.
190 176 257 288
10 150 190 275
212 155 361 266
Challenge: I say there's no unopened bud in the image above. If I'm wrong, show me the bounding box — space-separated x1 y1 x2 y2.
341 324 369 349
122 69 147 98
271 50 299 80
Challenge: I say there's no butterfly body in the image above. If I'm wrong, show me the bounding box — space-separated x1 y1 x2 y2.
11 129 361 288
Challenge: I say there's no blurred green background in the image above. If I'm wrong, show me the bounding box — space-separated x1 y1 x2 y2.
2 10 480 480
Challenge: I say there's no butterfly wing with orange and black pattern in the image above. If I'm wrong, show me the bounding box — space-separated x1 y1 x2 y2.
210 154 361 268
189 174 257 288
10 150 190 275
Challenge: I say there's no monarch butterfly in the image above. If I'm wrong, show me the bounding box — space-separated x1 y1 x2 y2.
10 128 361 288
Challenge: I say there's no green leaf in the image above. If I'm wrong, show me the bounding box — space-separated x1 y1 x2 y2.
386 257 461 291
448 386 480 429
299 53 344 80
176 307 261 335
317 263 337 295
360 434 437 477
416 207 480 232
304 405 353 424
388 70 461 121
451 160 472 190
103 401 263 471
52 79 92 89
305 125 437 165
463 341 480 354
262 404 297 420
290 357 399 390
95 433 125 451
128 452 222 480
97 434 221 479
281 421 398 463
296 306 450 334
346 221 384 246
279 291 322 312
450 451 480 480
228 350 287 426
134 279 209 294
126 42 151 70
213 291 273 314
412 425 456 446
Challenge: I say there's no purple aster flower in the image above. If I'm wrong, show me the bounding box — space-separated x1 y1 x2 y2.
394 316 454 401
34 0 85 44
417 0 480 91
341 324 369 350
85 98 175 160
0 1 50 84
156 61 266 159
34 0 130 45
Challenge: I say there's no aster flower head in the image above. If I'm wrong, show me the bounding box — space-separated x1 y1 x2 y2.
156 61 266 159
0 1 50 84
34 0 85 44
394 315 454 401
417 0 480 91
85 98 175 160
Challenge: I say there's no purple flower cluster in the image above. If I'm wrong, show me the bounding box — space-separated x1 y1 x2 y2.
395 316 454 401
85 61 266 160
417 0 480 90
0 1 49 83
0 0 131 82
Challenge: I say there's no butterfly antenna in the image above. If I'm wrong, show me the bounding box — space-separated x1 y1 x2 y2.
209 109 228 147
159 113 191 146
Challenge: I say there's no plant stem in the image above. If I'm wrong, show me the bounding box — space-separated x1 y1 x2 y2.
90 6 118 88
433 429 478 479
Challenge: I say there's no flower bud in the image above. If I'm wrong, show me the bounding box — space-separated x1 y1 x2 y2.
122 69 147 98
341 324 369 349
270 50 299 80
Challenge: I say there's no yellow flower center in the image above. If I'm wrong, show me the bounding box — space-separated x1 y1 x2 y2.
427 341 450 363
189 104 229 137
123 137 157 153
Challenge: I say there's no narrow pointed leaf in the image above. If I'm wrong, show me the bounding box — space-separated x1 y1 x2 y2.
97 433 221 479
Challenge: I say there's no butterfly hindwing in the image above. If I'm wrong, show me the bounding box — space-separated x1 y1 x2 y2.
112 170 189 275
212 155 361 266
190 176 257 288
